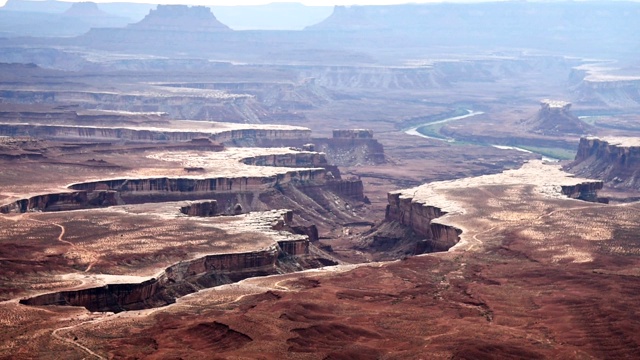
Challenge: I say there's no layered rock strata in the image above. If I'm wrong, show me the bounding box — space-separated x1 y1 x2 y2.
566 136 640 189
0 147 364 213
20 210 311 313
0 123 311 144
385 194 461 252
385 161 603 252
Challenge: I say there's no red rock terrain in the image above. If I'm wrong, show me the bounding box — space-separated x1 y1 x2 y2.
2 2 640 358
3 151 640 358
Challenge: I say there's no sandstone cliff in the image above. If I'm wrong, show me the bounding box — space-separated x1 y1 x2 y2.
565 137 640 190
385 192 461 252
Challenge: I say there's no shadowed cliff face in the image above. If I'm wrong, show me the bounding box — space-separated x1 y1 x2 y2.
383 192 462 253
566 137 640 190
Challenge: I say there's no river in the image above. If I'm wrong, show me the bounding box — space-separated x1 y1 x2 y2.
404 109 484 140
404 109 560 161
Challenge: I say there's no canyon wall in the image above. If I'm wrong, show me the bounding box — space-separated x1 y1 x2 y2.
0 123 311 144
385 192 461 252
0 190 120 214
20 246 282 312
565 137 640 190
326 179 364 201
0 89 268 123
2 170 365 214
69 170 327 194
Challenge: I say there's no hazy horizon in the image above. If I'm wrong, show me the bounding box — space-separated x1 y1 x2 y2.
0 0 518 7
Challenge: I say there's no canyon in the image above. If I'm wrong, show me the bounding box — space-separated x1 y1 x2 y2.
1 1 640 358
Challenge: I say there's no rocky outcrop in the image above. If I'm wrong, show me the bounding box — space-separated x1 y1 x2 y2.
565 137 640 190
0 0 130 37
523 100 591 136
180 201 219 217
129 5 231 32
277 240 309 256
560 182 604 202
385 192 461 252
271 210 319 243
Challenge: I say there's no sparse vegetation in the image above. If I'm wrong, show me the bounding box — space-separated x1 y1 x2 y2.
515 146 576 160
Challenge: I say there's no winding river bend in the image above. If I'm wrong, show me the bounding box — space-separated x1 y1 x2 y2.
404 109 560 161
405 109 484 140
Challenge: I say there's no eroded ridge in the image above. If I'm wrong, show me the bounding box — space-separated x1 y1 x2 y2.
0 147 363 213
19 209 315 313
384 160 604 252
